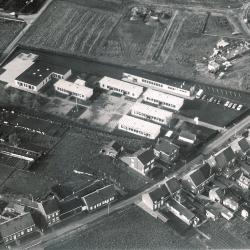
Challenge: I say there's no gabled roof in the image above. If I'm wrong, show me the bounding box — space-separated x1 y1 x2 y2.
135 148 155 165
41 198 59 215
155 139 179 155
199 163 212 179
83 185 116 208
215 146 236 169
148 185 170 202
110 141 123 152
179 130 196 141
51 184 73 200
76 180 104 198
59 198 85 215
165 177 181 195
238 138 250 153
0 213 35 238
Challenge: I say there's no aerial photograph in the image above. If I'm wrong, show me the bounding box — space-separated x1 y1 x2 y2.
0 0 250 249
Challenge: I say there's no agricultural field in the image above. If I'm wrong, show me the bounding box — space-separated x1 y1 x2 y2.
45 205 204 250
21 0 121 57
0 18 25 57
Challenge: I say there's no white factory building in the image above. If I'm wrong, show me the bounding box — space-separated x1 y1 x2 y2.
99 76 143 99
54 79 93 101
122 72 195 98
118 115 161 139
131 102 172 125
143 89 184 111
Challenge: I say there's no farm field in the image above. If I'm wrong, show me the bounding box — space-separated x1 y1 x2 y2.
21 0 122 58
0 18 25 57
45 205 203 250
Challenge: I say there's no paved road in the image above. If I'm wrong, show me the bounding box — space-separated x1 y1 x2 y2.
16 114 250 250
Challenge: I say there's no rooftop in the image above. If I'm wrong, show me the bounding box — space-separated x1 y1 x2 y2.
179 130 196 141
41 198 59 215
165 177 181 195
149 185 170 202
155 139 179 155
215 146 236 169
238 138 250 153
134 148 155 165
16 60 69 86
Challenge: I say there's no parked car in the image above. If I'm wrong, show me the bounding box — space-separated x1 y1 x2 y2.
237 104 243 111
228 103 233 108
213 98 217 103
201 95 207 100
217 99 221 105
208 97 214 103
224 101 230 107
232 104 237 109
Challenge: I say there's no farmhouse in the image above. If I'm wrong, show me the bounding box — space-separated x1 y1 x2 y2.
99 76 143 99
143 89 184 111
182 163 214 194
178 130 197 144
120 148 156 176
38 198 60 226
214 146 236 171
166 198 199 226
142 185 170 211
54 79 93 101
154 139 179 164
15 61 72 92
0 213 36 245
122 72 196 98
118 115 161 139
81 184 116 212
131 102 172 125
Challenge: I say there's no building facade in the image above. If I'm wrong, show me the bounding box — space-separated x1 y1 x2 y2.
122 72 196 98
143 89 184 111
99 76 143 99
131 102 172 125
118 115 161 139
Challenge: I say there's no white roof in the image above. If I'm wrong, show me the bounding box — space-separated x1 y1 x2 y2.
0 53 38 84
54 79 92 95
74 79 86 86
100 76 143 95
132 102 172 119
119 115 161 133
144 89 184 104
165 130 173 138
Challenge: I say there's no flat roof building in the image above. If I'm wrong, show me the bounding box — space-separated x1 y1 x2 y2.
118 115 161 139
99 76 143 99
143 89 184 111
122 72 196 98
15 60 72 92
131 102 172 125
54 79 93 101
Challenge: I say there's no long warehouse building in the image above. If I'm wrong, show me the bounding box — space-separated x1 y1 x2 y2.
122 72 196 98
143 89 184 111
131 102 172 125
118 115 161 140
99 76 143 99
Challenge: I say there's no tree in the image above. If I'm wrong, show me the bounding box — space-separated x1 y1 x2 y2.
8 133 20 147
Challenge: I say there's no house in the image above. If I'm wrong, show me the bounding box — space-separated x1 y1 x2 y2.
75 180 105 199
178 130 196 144
237 172 250 190
131 102 173 125
99 76 143 99
0 213 36 245
182 163 214 194
205 204 221 221
120 148 156 176
223 197 239 212
51 184 73 201
100 140 124 158
241 164 250 178
231 137 250 160
38 198 60 226
122 72 196 98
82 185 116 212
143 88 184 111
142 185 170 211
15 61 71 92
165 177 182 197
214 146 236 172
54 79 93 101
208 60 220 73
118 115 161 140
209 187 225 203
166 198 199 226
59 197 86 220
154 139 179 164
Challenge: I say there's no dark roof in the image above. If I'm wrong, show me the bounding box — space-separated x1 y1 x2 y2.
51 184 73 200
165 177 181 194
83 185 116 208
215 147 236 169
155 139 179 155
189 164 213 187
199 163 212 179
238 138 250 153
59 198 85 215
241 164 250 175
16 60 69 86
136 148 155 165
110 141 123 152
0 213 35 238
179 130 196 141
41 198 59 215
76 180 104 198
149 185 170 202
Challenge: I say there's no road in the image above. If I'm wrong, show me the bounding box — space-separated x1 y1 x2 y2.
16 114 250 250
0 0 53 64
